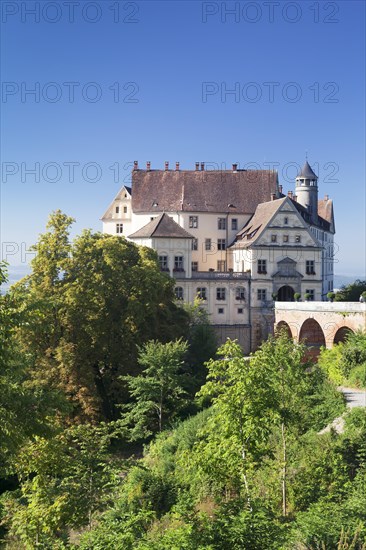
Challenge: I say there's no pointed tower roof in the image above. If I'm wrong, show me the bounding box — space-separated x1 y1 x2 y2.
128 213 194 239
297 161 318 180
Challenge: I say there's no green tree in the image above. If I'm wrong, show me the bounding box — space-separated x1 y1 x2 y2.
0 262 65 474
335 279 366 301
183 298 217 395
195 339 278 507
12 212 189 421
121 339 189 440
1 424 120 547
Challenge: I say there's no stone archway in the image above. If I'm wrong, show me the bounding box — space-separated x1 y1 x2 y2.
276 320 292 339
277 285 295 302
334 326 354 345
299 318 326 360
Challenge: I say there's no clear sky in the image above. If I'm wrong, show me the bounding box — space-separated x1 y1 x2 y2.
1 0 365 277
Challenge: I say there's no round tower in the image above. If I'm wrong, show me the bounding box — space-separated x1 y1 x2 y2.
295 161 318 224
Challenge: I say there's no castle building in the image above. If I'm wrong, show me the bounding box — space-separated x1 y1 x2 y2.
101 160 335 352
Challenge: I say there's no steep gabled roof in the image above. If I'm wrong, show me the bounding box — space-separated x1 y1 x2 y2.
233 197 288 247
297 161 318 180
131 169 279 214
231 197 321 249
101 185 131 220
128 213 194 239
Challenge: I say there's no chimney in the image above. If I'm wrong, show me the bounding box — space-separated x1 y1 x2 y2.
164 161 169 171
200 162 205 171
293 194 297 202
271 193 276 201
175 162 180 171
195 162 199 171
232 163 238 172
133 160 138 170
279 184 283 194
146 161 151 171
288 191 293 199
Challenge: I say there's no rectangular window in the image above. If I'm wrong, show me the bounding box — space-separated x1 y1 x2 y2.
218 217 226 230
217 260 226 271
192 238 198 251
189 216 198 228
196 287 207 300
174 286 184 300
237 308 244 314
235 287 245 301
217 239 226 250
257 289 267 301
271 234 277 243
305 289 315 301
123 206 128 214
174 256 184 270
231 218 238 230
283 235 289 243
284 217 288 225
218 308 224 314
191 261 198 272
295 235 301 243
116 223 123 234
306 260 315 275
158 255 168 270
257 259 267 274
115 206 120 213
205 238 211 251
216 288 226 301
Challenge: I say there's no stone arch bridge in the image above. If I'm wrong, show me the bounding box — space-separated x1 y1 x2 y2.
275 302 366 357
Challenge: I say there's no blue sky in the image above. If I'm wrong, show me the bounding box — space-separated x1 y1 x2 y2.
1 0 365 277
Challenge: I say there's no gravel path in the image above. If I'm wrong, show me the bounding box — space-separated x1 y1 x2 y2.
318 386 366 435
338 386 366 409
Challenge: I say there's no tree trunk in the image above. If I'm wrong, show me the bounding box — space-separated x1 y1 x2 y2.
281 421 287 517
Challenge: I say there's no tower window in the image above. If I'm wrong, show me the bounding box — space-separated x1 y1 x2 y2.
271 234 277 243
218 308 224 314
283 235 289 243
284 217 288 225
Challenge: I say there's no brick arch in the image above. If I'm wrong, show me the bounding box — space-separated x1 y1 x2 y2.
299 318 326 359
334 326 354 345
276 320 292 338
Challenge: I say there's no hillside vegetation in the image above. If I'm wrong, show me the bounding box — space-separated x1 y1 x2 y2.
0 212 365 549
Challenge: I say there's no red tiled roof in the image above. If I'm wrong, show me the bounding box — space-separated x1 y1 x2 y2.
131 169 279 214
